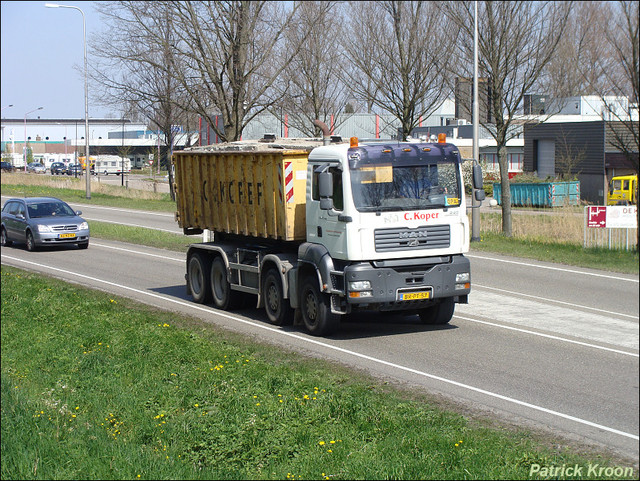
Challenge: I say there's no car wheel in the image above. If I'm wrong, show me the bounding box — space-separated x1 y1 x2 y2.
26 231 37 252
1 227 13 247
78 241 89 249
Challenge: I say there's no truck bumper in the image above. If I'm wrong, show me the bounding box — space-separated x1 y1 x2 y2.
342 255 470 311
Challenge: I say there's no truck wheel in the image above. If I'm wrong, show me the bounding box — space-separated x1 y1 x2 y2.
210 256 241 310
419 298 455 325
300 276 339 336
263 268 293 326
188 252 212 304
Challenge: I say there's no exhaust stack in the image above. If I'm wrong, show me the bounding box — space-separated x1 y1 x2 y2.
313 119 331 145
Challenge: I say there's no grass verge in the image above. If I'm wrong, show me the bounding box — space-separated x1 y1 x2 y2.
2 266 636 480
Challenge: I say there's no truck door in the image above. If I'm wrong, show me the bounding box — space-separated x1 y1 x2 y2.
306 163 347 258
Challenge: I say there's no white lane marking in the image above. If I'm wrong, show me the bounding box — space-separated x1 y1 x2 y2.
475 284 639 320
84 218 183 234
468 253 639 283
71 203 174 218
91 242 185 261
456 315 639 358
1 195 173 218
2 254 638 442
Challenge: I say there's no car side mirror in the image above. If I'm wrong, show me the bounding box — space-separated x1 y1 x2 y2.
75 211 82 216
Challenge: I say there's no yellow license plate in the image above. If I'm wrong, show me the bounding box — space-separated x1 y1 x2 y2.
399 291 430 301
59 233 76 239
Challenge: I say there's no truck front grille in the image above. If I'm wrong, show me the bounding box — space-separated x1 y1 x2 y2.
374 225 450 252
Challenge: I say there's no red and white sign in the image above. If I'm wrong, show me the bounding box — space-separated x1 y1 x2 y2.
587 206 637 228
587 206 607 228
149 160 154 166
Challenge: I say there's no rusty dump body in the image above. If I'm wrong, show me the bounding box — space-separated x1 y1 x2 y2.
173 139 327 242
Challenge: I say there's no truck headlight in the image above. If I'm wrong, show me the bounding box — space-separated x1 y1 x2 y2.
37 224 52 233
349 280 372 291
456 273 470 283
348 280 373 299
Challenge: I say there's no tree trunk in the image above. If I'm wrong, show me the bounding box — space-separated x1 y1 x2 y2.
498 144 512 237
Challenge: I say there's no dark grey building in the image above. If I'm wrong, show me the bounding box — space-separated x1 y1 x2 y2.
524 120 638 203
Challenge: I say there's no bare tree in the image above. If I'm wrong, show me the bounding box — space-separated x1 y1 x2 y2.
445 1 572 237
342 1 458 140
163 1 332 142
271 1 348 137
568 1 638 247
92 1 190 200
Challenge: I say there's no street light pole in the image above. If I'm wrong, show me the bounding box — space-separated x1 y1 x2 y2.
45 3 91 199
1 105 13 158
471 0 481 242
23 107 43 171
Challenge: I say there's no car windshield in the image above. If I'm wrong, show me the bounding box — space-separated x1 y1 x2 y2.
27 202 76 218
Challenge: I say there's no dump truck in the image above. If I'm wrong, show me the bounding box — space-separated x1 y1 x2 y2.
173 131 484 336
607 174 637 206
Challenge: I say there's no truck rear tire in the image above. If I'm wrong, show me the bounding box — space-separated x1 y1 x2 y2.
300 276 339 336
210 256 241 310
188 252 212 304
419 298 455 325
263 268 293 326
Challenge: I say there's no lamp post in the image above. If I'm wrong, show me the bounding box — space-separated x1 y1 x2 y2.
471 0 481 242
24 107 43 171
45 3 91 199
1 105 13 157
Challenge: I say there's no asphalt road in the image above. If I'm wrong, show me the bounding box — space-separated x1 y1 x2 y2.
1 198 638 464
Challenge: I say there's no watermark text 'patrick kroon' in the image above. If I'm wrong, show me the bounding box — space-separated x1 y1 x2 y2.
529 463 636 478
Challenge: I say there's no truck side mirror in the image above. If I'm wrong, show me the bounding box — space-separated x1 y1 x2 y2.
319 171 334 210
472 162 485 201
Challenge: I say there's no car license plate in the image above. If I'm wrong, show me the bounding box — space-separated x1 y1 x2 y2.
398 291 431 301
59 233 76 239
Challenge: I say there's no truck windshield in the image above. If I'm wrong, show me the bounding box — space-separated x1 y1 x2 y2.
350 161 461 212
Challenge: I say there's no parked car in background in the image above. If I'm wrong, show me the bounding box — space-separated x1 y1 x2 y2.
1 161 14 172
50 162 66 175
27 162 46 174
1 197 90 251
66 163 84 176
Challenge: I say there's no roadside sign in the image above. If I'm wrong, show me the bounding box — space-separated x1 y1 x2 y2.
587 205 637 228
149 160 154 166
587 206 606 228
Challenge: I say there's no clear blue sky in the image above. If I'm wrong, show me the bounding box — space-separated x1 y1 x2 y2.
1 1 112 120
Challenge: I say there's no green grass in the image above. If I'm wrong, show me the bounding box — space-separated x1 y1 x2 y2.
2 266 636 480
470 232 639 275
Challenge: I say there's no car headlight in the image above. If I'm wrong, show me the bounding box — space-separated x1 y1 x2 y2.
37 224 52 233
79 222 89 230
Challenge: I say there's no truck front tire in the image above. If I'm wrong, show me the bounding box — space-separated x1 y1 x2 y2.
419 298 455 325
263 268 293 326
188 253 212 304
300 276 339 336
